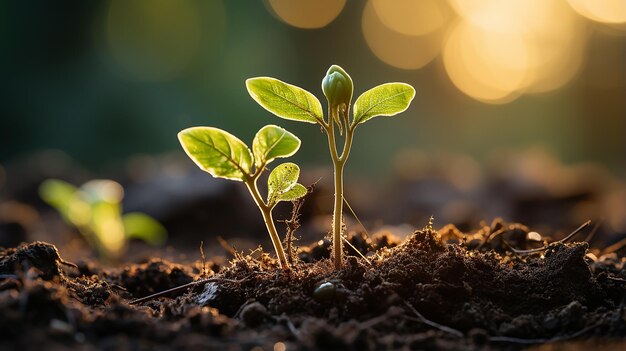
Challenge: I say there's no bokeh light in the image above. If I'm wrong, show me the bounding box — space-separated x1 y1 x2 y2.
67 201 91 227
267 0 346 29
82 180 125 204
93 205 126 255
362 1 444 70
567 0 626 24
443 0 589 103
370 0 450 36
443 21 527 103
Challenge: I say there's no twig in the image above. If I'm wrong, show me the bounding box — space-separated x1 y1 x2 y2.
342 237 372 265
602 237 626 256
129 274 260 305
0 274 17 279
358 312 394 330
58 258 79 269
217 236 237 257
488 335 550 344
502 240 524 260
343 196 371 241
403 300 464 338
607 276 626 283
489 319 603 344
476 227 506 250
199 240 207 279
233 298 256 319
583 218 603 243
508 220 591 255
278 314 303 342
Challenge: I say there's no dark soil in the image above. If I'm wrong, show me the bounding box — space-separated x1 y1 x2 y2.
1 221 625 350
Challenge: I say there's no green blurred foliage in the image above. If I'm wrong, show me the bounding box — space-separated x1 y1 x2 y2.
39 178 166 260
1 0 624 178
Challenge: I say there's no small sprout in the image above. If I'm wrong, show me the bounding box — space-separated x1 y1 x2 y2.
322 65 353 130
178 124 306 270
267 163 307 207
313 281 336 302
39 179 167 261
247 65 415 269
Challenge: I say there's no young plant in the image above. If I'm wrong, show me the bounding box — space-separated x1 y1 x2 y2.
178 124 307 270
246 65 415 269
39 179 167 260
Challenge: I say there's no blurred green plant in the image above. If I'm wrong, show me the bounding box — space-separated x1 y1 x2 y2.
178 124 306 270
247 65 415 269
39 179 167 261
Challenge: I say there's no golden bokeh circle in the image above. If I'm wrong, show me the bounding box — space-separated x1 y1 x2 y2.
267 0 346 29
371 0 450 36
362 1 442 70
568 0 626 24
442 21 529 103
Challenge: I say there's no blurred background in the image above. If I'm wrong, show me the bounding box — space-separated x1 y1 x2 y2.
1 0 625 262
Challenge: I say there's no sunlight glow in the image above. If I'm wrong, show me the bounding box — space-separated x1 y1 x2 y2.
443 21 527 103
442 0 588 103
82 180 124 204
95 207 126 255
567 0 626 24
370 0 450 36
267 0 346 29
362 1 443 70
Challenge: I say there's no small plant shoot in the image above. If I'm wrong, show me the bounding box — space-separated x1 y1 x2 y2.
178 124 307 269
39 179 167 260
247 65 415 269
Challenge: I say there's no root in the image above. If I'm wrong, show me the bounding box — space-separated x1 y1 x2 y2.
282 182 316 265
129 272 268 305
507 220 591 255
489 319 604 345
402 300 464 338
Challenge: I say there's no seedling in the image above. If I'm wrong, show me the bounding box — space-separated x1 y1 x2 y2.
39 179 167 260
178 124 307 270
247 65 415 268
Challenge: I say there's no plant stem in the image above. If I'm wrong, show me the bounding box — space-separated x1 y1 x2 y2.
244 179 289 270
332 159 344 269
326 108 355 269
260 206 289 269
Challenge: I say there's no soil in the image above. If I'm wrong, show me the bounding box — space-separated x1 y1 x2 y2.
1 220 625 350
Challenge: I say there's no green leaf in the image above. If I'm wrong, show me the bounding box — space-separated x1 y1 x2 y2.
80 179 124 204
353 83 415 125
246 77 323 124
122 212 167 246
267 162 300 206
278 183 307 202
178 127 253 181
91 202 126 258
252 125 301 168
39 179 92 227
39 179 78 211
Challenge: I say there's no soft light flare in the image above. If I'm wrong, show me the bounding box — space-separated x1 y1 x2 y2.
267 0 346 29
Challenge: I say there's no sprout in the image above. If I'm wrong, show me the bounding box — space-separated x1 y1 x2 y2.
247 65 415 269
322 65 354 127
39 179 166 261
178 125 307 270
